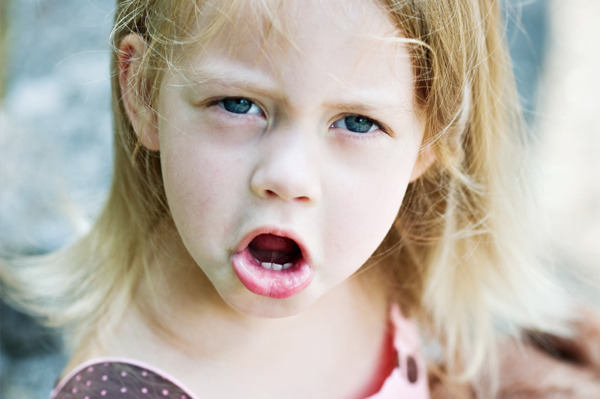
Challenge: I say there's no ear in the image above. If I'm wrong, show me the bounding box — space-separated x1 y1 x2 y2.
118 33 160 151
409 145 436 182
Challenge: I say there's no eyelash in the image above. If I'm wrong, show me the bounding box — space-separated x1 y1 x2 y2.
207 96 389 136
206 97 265 118
329 114 388 136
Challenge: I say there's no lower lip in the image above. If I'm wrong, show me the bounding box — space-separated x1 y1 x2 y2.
231 248 313 299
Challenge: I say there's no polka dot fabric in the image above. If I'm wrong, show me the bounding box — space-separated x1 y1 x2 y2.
50 360 195 399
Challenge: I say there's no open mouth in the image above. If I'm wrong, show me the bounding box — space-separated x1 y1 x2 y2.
248 234 301 270
231 231 314 299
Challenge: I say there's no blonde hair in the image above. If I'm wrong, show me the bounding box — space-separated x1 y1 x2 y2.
1 0 572 395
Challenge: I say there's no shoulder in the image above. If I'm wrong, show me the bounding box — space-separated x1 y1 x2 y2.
50 358 197 399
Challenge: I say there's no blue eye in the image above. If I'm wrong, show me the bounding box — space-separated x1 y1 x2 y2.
332 115 380 133
219 97 262 115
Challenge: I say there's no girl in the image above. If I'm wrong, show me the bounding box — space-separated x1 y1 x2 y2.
3 0 600 397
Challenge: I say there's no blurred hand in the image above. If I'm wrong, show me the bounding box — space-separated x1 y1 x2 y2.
429 308 600 399
497 307 600 399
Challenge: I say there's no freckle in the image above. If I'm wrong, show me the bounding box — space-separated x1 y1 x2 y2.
407 356 418 383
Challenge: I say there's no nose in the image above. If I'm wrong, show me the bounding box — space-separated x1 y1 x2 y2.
250 126 322 204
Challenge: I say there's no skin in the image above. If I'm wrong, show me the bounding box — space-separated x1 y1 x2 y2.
63 0 434 398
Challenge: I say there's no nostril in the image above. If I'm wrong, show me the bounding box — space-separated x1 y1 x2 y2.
263 190 310 202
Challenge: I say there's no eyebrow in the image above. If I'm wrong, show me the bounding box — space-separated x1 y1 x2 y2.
185 61 284 99
322 93 414 115
185 61 414 116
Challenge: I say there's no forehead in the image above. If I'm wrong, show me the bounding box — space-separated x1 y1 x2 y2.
177 0 415 108
193 0 398 45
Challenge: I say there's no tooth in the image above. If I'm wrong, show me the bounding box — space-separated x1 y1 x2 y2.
272 263 283 271
283 263 293 269
261 262 272 270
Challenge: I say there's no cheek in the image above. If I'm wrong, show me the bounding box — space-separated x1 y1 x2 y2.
160 132 245 253
320 147 417 278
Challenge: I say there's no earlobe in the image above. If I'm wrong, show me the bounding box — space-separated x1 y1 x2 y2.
409 146 436 182
118 34 160 151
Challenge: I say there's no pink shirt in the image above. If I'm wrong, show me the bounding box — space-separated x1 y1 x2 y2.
50 305 429 399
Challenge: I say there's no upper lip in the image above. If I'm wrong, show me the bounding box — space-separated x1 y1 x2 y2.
233 225 314 267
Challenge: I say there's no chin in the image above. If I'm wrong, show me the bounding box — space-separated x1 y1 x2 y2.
221 283 325 319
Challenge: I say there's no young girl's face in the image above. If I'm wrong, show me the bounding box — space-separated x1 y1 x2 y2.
138 0 427 317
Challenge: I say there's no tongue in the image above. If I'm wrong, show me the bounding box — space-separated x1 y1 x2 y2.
248 234 301 264
250 234 298 251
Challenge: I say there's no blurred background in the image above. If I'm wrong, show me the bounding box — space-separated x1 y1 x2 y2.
0 0 599 398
